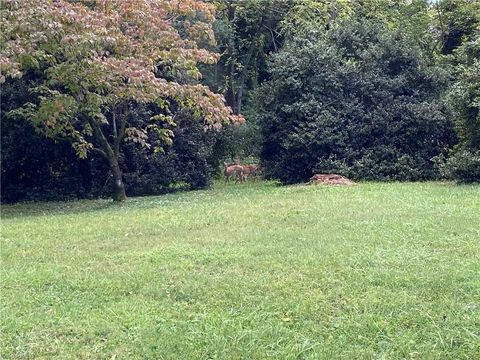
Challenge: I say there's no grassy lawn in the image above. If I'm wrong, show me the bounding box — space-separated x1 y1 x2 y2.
1 182 479 359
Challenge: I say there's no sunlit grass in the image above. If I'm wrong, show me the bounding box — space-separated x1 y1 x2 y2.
1 181 479 359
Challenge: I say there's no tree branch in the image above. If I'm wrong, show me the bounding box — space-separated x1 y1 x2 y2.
112 109 117 138
435 2 446 51
114 105 127 158
87 116 115 164
263 24 278 52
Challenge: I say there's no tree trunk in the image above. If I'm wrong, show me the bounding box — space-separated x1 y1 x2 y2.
235 16 263 115
110 106 127 202
225 1 237 110
88 111 127 202
235 39 255 114
110 157 126 202
226 57 236 109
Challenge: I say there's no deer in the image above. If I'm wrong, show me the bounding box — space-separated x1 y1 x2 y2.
241 164 261 181
223 161 245 183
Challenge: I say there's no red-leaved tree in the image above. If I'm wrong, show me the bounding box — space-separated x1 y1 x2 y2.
1 0 243 201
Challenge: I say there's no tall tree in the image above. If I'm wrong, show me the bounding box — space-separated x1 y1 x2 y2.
211 0 288 114
1 0 242 201
434 0 480 55
198 0 289 161
441 27 480 182
429 0 480 182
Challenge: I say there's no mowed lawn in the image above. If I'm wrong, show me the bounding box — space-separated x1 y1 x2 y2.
1 182 479 359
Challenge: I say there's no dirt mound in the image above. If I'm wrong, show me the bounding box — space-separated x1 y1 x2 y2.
308 173 355 185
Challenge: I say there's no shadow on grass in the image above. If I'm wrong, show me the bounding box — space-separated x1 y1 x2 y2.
1 181 280 219
0 198 117 219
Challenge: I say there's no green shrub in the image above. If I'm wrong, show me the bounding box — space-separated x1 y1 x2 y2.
258 17 456 184
441 150 480 183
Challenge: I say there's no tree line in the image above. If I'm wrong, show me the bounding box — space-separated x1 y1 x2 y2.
1 0 479 203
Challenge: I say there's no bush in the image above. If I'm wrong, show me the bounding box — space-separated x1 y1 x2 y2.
258 17 456 184
1 78 98 203
121 110 216 196
445 31 480 183
441 150 480 183
1 103 216 202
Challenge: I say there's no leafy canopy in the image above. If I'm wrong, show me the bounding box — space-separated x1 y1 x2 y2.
1 0 243 157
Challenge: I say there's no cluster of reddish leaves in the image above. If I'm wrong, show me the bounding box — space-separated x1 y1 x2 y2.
1 0 243 147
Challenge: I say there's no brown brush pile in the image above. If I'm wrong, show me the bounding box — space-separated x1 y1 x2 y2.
308 174 355 185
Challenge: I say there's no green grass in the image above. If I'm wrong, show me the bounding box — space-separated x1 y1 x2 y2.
1 182 479 359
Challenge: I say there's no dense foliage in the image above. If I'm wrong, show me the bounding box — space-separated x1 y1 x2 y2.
1 0 479 203
441 5 480 182
259 16 456 183
2 98 218 202
199 0 289 160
